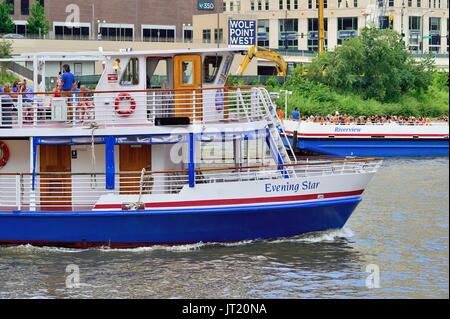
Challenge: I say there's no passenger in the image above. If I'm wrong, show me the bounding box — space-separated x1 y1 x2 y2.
56 72 62 87
77 86 94 122
20 80 35 123
10 81 20 103
277 107 285 122
291 107 300 120
59 64 77 122
72 82 81 121
49 86 61 104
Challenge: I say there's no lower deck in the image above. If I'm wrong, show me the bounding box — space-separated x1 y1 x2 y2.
0 134 382 212
0 129 279 212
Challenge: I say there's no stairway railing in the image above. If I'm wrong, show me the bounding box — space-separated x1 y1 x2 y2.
258 88 297 178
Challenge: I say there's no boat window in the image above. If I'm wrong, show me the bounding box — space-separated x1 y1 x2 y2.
182 61 194 85
203 56 223 84
146 58 170 89
120 58 139 86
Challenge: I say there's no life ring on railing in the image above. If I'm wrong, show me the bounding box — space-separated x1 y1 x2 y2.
0 141 10 169
114 93 136 116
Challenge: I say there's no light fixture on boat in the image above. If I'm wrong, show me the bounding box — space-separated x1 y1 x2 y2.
200 135 215 142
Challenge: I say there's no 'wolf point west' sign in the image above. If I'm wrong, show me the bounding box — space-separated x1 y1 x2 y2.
198 0 215 10
228 20 257 46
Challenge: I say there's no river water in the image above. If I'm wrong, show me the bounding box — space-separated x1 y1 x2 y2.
0 158 448 299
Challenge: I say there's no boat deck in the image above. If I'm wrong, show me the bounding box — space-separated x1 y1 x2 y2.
0 87 271 133
0 158 382 212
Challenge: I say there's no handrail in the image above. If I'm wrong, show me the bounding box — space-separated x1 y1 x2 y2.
0 158 384 177
0 86 269 128
0 85 261 96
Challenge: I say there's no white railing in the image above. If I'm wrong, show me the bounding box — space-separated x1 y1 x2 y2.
0 158 383 212
196 158 382 184
0 87 269 129
0 171 190 212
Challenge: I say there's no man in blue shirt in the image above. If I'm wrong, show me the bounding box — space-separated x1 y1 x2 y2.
60 64 76 121
291 107 300 120
60 65 76 91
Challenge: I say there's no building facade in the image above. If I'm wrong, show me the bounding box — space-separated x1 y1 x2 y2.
194 0 449 54
8 0 222 42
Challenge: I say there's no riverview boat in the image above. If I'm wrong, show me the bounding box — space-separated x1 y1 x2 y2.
284 120 449 157
0 48 382 248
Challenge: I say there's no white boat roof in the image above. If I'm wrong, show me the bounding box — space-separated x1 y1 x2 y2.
0 47 249 62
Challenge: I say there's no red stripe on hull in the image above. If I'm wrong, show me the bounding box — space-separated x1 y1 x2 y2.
93 189 364 210
285 130 449 138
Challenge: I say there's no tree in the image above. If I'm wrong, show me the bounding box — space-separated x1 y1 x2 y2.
306 27 436 102
0 39 12 78
0 0 15 34
26 1 50 36
0 38 12 58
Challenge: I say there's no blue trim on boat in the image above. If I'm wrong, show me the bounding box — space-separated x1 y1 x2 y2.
32 137 37 191
105 136 116 190
188 133 195 188
0 197 361 248
287 137 449 157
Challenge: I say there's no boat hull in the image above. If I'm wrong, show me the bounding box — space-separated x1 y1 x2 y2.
288 137 449 157
0 197 360 248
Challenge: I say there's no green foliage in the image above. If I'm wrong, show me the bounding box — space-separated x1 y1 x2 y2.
226 75 246 87
269 75 448 118
431 71 449 92
0 39 13 74
0 0 14 34
264 77 281 89
27 1 50 35
0 38 12 58
0 69 19 84
306 27 435 102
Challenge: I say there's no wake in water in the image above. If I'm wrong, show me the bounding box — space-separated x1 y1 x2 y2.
269 228 355 244
0 228 355 254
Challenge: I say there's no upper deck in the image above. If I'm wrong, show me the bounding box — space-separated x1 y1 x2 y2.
0 86 273 138
2 48 275 137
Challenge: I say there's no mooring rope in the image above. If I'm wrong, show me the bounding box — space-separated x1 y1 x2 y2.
83 122 100 189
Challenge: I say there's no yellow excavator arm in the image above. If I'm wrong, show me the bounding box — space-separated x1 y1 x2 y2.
237 46 287 77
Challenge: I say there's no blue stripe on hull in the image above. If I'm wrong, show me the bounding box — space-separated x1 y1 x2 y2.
0 198 361 248
288 138 449 157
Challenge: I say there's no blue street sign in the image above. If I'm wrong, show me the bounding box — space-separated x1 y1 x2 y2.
228 20 257 46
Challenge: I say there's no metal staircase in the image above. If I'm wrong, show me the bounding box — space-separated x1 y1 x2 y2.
258 88 297 178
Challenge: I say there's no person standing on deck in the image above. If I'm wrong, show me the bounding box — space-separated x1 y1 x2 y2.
59 64 77 122
277 107 284 122
291 107 300 120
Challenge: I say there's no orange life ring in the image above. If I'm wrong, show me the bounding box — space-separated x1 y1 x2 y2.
0 141 10 169
114 93 136 116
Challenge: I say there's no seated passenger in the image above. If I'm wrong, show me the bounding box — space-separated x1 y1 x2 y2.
77 86 94 122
